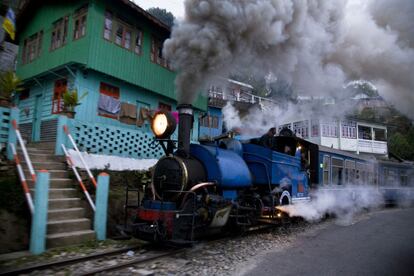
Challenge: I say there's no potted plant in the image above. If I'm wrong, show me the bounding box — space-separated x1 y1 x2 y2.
0 71 24 107
61 89 87 118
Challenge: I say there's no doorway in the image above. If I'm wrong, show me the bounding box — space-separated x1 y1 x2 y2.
31 94 42 142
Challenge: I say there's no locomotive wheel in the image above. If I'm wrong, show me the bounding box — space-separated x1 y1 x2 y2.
279 190 291 225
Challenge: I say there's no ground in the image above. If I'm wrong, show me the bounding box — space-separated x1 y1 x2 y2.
242 207 414 276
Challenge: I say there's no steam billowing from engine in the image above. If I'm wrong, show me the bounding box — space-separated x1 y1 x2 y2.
164 0 414 119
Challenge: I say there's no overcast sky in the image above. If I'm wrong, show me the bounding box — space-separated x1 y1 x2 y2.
132 0 185 19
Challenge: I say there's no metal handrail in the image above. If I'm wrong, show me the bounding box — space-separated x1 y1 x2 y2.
9 143 35 215
12 120 36 182
61 144 96 212
63 125 97 188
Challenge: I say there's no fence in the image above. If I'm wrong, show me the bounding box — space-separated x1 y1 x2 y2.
55 116 165 159
0 106 11 147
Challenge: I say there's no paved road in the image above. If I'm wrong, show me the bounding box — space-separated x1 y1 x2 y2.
243 208 414 276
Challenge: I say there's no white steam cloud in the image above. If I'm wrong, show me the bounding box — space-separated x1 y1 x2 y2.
164 0 414 119
277 186 384 224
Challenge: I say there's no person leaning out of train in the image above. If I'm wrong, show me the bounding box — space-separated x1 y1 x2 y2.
260 127 277 148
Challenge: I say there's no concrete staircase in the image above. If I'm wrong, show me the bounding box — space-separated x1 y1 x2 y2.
21 142 95 248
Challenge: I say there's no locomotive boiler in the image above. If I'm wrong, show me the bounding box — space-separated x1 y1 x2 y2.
132 104 310 243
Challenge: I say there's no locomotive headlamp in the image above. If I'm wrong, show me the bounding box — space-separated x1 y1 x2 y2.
151 111 177 139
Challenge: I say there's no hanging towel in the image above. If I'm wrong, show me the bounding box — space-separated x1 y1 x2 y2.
120 102 137 125
98 94 121 115
137 107 150 127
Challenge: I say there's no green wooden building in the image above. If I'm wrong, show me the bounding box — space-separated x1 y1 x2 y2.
15 0 207 158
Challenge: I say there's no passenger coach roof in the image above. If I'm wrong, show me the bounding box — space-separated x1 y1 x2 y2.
318 145 374 162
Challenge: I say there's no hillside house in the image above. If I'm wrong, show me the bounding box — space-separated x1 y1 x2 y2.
14 0 207 158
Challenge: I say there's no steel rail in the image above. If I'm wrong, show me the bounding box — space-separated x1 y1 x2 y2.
78 248 186 276
0 245 144 275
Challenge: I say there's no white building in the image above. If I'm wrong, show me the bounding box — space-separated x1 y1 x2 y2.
278 118 388 156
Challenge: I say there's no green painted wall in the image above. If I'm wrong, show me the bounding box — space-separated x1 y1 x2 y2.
16 0 207 111
16 1 90 79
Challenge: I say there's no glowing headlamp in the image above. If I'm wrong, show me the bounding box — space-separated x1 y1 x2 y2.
151 110 177 139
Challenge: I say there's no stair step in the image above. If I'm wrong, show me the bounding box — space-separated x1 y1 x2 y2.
47 218 91 234
28 178 75 189
25 170 69 179
26 142 55 150
22 161 66 170
19 148 54 155
47 188 79 199
47 230 95 248
48 198 83 209
48 207 85 220
19 153 64 163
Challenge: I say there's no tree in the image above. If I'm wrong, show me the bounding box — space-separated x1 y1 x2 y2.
0 71 24 100
147 7 175 28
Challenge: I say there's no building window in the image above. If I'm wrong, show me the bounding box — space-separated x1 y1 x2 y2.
52 79 67 114
341 120 357 139
293 120 309 138
311 120 319 137
199 115 219 128
104 10 144 55
134 29 143 55
19 89 30 101
151 36 170 69
114 21 133 50
373 128 386 141
73 5 88 40
22 31 43 64
321 120 338 137
158 102 171 111
358 125 372 140
103 11 113 40
98 82 120 119
278 123 291 134
51 16 69 50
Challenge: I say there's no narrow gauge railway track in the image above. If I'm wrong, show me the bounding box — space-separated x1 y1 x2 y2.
0 221 299 275
0 245 184 276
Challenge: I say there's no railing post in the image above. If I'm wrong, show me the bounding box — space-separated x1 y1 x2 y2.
7 107 19 160
94 173 109 241
30 170 49 255
55 115 68 156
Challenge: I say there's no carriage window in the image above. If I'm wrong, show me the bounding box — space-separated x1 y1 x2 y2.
332 157 344 185
323 155 331 185
345 160 355 184
400 173 408 186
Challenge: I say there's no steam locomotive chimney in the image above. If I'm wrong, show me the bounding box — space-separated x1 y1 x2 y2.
177 104 193 158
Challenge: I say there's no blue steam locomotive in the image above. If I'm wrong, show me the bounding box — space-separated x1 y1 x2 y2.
130 104 414 243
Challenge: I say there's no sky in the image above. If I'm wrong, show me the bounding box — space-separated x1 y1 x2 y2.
132 0 185 19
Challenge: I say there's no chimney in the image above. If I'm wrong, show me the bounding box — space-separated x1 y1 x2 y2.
176 104 193 158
